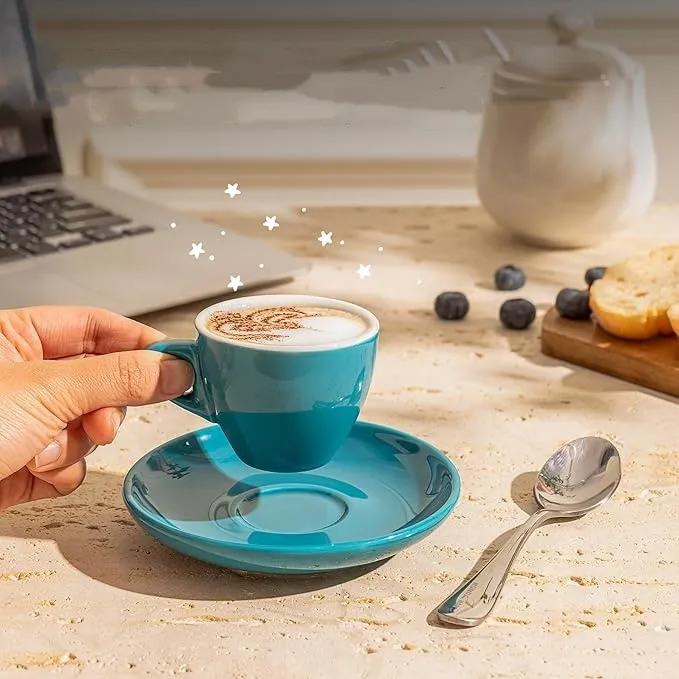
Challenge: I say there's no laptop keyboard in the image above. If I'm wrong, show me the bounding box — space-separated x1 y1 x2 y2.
0 188 155 264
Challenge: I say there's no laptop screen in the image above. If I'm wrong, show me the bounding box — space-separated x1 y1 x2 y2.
0 0 61 181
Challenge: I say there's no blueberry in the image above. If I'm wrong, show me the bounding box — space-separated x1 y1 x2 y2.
494 265 526 291
555 288 591 320
499 298 536 330
435 291 470 321
585 266 607 287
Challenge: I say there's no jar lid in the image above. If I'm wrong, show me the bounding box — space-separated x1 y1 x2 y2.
497 11 638 86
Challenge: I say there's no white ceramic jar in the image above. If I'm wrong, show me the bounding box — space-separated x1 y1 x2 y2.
476 12 657 249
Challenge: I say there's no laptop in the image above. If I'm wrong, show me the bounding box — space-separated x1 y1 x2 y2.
0 0 309 316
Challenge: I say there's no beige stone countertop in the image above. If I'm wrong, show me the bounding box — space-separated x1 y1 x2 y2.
1 202 678 678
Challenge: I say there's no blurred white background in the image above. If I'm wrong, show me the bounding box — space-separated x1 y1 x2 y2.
22 0 679 204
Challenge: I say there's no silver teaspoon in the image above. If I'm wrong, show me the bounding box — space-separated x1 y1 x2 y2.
437 436 622 627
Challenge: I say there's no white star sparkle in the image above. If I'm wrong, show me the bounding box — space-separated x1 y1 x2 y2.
227 275 243 292
318 230 333 247
263 216 279 231
170 221 177 229
224 183 241 198
301 207 307 213
189 242 205 259
356 264 372 279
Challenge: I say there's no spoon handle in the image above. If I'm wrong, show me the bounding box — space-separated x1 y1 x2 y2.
437 509 553 626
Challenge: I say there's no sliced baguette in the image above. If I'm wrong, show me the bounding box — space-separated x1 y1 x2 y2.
589 245 679 340
669 303 679 336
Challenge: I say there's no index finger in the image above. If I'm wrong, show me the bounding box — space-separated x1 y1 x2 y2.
21 306 166 358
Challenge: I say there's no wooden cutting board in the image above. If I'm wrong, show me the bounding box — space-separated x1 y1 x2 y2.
541 308 679 398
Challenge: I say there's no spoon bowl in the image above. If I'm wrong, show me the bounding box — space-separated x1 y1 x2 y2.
437 435 622 627
535 436 622 515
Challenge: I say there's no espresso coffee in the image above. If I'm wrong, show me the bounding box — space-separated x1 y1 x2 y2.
205 304 368 347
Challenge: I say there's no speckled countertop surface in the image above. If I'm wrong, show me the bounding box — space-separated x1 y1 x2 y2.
1 202 678 678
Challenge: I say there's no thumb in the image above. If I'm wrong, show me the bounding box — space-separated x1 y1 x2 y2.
28 350 194 421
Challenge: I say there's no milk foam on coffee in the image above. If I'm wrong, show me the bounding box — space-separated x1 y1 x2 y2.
205 305 368 347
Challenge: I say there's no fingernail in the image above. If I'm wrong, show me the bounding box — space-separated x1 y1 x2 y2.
159 358 194 397
34 441 62 470
110 409 124 435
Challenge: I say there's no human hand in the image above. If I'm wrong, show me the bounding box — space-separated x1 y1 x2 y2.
0 306 194 510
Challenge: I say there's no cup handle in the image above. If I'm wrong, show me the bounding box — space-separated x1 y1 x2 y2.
147 339 214 422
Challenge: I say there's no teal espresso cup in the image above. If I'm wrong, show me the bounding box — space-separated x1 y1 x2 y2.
148 294 379 473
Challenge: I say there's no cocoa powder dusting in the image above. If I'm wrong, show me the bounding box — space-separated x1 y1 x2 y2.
207 306 323 342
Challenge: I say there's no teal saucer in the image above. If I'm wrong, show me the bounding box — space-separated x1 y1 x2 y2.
122 422 461 575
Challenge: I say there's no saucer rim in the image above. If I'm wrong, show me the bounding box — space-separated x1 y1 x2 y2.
123 420 461 555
